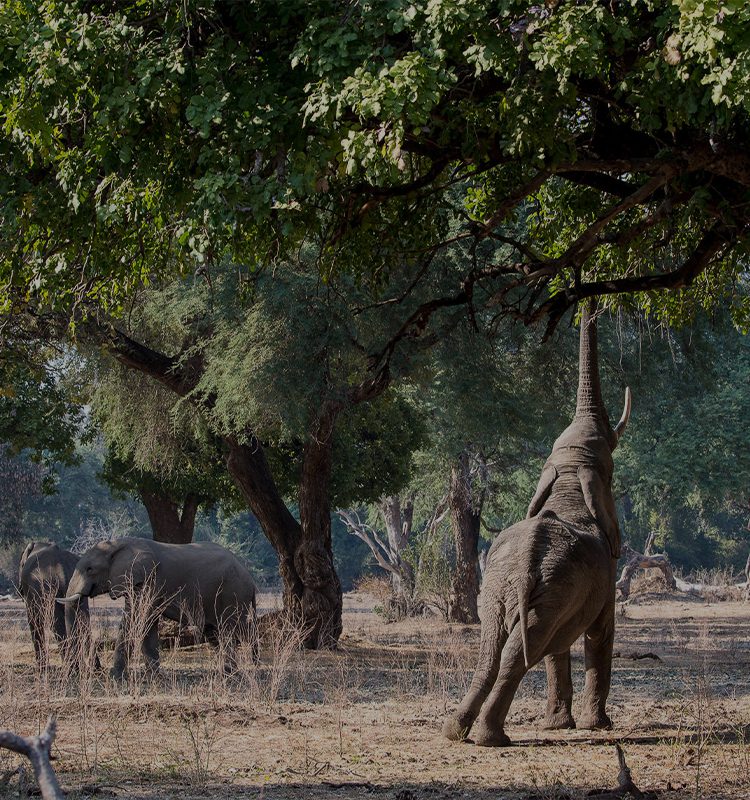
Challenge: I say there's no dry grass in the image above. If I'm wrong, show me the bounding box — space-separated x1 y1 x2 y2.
0 591 748 799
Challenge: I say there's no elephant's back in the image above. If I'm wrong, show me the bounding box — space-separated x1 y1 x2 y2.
19 543 77 596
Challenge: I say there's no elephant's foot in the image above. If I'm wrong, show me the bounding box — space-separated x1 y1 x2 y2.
543 706 576 730
109 667 127 683
471 721 511 747
442 713 473 742
578 710 612 730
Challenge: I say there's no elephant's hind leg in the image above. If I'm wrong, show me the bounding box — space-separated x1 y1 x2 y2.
442 614 506 741
578 603 615 730
471 626 528 747
543 651 576 729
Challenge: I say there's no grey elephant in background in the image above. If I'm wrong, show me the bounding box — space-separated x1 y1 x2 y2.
59 537 258 679
18 542 94 666
443 304 631 746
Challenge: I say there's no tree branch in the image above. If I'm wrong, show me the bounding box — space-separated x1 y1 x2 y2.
0 716 64 800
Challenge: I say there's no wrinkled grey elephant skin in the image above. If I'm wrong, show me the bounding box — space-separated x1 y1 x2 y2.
443 306 631 746
61 537 258 679
18 541 93 667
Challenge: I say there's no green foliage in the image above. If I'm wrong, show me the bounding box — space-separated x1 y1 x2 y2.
613 312 750 570
92 360 242 512
0 349 84 471
104 264 430 507
2 0 749 326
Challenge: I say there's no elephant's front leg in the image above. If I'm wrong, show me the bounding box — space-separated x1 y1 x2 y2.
543 651 575 729
27 608 46 667
112 603 132 681
141 620 160 679
578 604 615 730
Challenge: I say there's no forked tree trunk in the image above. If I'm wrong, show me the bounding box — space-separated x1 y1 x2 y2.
447 451 484 624
224 409 343 649
108 328 347 649
139 490 201 544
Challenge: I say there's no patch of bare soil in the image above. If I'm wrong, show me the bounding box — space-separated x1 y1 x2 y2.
0 592 748 799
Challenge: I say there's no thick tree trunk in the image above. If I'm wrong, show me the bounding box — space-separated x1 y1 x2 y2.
296 405 344 646
139 490 200 544
107 328 345 649
447 452 483 624
224 421 343 649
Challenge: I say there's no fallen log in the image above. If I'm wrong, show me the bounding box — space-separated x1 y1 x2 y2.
616 545 676 600
0 716 63 800
617 541 748 601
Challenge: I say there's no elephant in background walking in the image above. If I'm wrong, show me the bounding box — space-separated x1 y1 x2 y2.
18 542 94 667
60 537 258 678
443 304 631 746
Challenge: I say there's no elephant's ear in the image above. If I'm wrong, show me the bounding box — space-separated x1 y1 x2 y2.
19 541 36 571
527 465 558 518
109 544 159 596
577 466 621 558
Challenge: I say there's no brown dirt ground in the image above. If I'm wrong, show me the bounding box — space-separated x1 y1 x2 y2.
0 589 748 800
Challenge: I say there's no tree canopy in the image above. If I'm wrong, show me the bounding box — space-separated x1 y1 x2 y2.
2 0 749 333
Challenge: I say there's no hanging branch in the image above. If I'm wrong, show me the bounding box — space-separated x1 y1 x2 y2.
0 716 64 800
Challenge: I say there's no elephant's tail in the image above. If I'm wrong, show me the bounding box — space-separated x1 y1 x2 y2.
516 575 532 669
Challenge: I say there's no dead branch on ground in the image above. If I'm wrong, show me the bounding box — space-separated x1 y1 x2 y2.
0 715 64 800
617 543 676 600
586 744 656 799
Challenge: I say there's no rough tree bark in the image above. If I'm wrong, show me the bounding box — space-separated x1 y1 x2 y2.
447 450 485 624
380 495 416 607
139 490 201 544
224 429 342 649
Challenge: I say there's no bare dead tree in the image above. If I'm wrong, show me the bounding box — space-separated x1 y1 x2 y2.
337 497 418 618
0 716 64 800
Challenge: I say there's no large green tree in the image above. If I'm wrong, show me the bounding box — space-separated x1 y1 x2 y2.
3 0 750 643
2 1 749 324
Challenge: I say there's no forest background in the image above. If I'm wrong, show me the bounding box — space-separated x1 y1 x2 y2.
1 0 750 631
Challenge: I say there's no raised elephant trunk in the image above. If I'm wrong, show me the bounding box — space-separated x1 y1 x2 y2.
576 303 631 443
575 304 607 423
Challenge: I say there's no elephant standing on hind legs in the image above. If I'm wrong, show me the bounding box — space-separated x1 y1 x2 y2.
443 303 631 746
59 538 259 679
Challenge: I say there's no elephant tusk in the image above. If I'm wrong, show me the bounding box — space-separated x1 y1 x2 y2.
614 386 632 439
56 593 82 605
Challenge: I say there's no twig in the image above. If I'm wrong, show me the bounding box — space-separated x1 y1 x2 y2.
586 743 655 798
0 715 64 800
612 651 662 662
